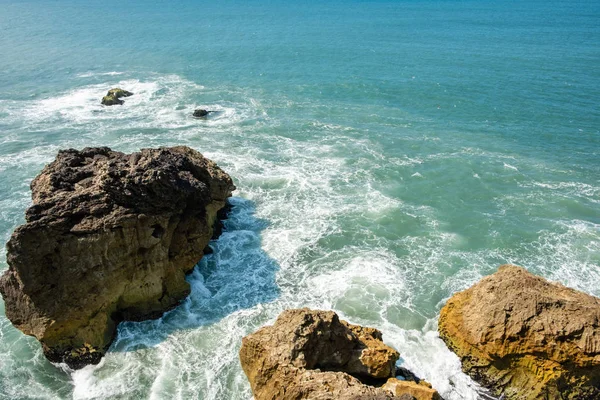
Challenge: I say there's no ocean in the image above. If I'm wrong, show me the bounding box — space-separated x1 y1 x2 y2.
0 0 599 398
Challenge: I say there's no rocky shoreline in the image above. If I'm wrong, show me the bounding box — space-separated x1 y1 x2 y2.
1 145 598 398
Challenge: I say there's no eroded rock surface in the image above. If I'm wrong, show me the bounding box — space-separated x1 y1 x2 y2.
239 308 441 400
382 379 441 400
439 265 600 400
0 146 235 368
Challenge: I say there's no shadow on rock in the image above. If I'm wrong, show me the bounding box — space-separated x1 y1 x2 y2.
110 196 280 353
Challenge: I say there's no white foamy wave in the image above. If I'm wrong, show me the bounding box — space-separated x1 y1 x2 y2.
310 121 355 131
378 319 486 400
517 220 600 297
389 156 424 166
0 144 63 172
0 74 263 146
307 249 407 314
77 71 124 78
528 180 600 200
27 76 204 129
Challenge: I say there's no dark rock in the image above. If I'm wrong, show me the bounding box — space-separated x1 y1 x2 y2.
101 96 124 106
101 88 133 106
193 109 210 117
0 146 235 369
396 366 421 383
203 245 214 255
107 88 133 98
212 200 232 239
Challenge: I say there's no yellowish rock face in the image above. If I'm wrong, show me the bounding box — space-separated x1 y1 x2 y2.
382 378 441 400
240 308 443 400
438 264 600 400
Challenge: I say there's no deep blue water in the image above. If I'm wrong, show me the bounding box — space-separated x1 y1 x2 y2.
0 1 599 399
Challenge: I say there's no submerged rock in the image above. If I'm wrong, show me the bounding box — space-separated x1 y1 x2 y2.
239 308 442 400
438 265 600 400
101 88 133 106
0 146 235 368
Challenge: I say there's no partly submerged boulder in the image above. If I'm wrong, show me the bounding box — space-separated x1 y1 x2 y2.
438 265 600 400
0 146 235 368
193 109 211 117
101 96 124 105
101 88 133 106
239 308 442 400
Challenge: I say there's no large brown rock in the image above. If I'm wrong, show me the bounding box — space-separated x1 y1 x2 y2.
0 146 235 368
239 308 441 400
438 265 600 400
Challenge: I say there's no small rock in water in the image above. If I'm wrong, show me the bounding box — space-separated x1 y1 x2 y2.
101 87 133 106
193 108 211 117
101 95 124 105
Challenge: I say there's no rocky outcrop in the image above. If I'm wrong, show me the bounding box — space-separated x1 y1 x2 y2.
438 265 600 400
101 88 133 106
0 146 235 368
239 308 441 400
193 109 212 117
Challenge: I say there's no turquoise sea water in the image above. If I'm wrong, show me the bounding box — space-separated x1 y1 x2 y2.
0 0 599 398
